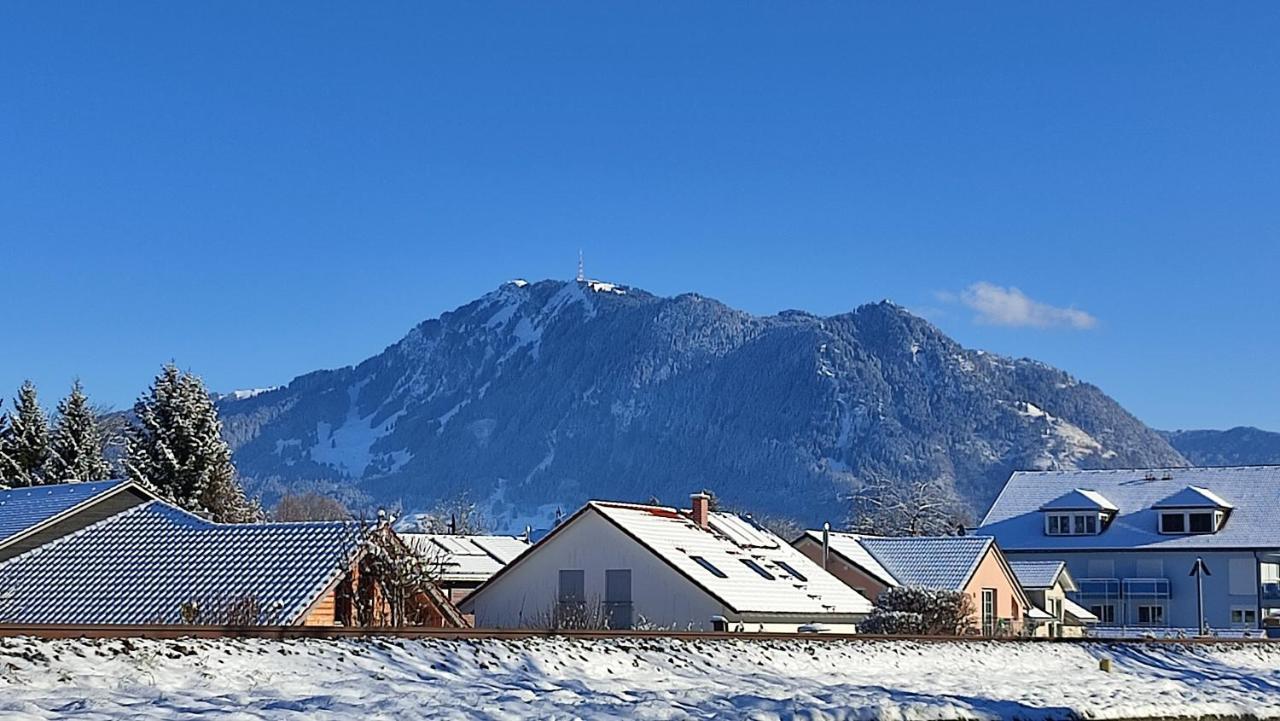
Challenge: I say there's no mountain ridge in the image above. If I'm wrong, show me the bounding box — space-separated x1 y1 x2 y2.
217 278 1188 529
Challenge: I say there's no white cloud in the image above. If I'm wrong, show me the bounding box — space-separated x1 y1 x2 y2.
952 282 1097 330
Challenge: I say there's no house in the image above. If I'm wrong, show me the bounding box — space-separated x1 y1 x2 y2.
0 486 464 627
979 466 1280 632
399 533 530 602
793 531 1034 635
0 480 155 562
460 493 873 631
1007 560 1098 637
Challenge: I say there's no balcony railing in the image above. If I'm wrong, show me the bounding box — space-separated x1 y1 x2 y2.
1074 577 1170 599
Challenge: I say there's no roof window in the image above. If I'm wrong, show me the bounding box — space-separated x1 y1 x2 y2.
739 559 775 580
691 555 728 579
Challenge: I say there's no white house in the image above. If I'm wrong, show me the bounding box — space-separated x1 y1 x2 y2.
460 493 873 632
980 466 1280 633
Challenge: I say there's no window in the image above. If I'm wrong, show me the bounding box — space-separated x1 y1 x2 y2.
775 561 808 582
740 559 775 580
1231 607 1258 627
605 570 633 630
1047 513 1099 536
558 570 585 604
1160 510 1221 535
691 555 728 579
981 589 997 635
1188 512 1214 534
1137 605 1165 625
1089 604 1116 623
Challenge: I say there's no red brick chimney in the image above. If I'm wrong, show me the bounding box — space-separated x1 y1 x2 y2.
690 492 710 529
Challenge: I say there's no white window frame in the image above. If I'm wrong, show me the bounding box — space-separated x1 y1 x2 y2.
1089 603 1116 624
1158 509 1223 535
1230 606 1258 628
1136 604 1166 626
1045 512 1099 536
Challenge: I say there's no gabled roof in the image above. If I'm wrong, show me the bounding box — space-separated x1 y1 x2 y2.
1008 560 1069 590
798 530 898 588
1152 485 1232 510
400 533 530 583
1038 489 1118 512
0 501 360 624
0 480 142 548
854 536 995 591
465 500 873 617
1062 597 1099 623
980 466 1280 551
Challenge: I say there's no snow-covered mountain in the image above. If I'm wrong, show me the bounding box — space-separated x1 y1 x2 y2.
1162 427 1280 467
217 278 1186 528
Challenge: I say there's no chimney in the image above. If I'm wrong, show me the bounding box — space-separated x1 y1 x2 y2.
690 492 711 529
821 522 830 570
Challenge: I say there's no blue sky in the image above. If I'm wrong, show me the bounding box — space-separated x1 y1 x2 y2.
2 3 1278 430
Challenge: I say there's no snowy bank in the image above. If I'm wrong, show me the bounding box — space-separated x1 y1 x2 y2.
1 635 1278 720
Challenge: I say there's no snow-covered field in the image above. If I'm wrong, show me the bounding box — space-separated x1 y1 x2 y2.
1 635 1278 720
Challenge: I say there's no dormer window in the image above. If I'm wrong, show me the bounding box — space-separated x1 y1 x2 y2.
1153 486 1231 536
1039 489 1115 536
1046 512 1099 536
1158 509 1223 535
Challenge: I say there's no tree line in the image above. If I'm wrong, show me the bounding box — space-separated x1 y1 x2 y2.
0 364 259 523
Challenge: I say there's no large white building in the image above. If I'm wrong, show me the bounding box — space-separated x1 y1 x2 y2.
980 466 1280 633
461 493 873 631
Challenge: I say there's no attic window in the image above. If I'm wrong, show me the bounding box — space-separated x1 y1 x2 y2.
691 556 728 579
1045 512 1099 536
1159 510 1223 535
740 559 775 580
775 561 808 582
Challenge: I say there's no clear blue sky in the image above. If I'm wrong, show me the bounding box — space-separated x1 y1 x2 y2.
2 3 1278 431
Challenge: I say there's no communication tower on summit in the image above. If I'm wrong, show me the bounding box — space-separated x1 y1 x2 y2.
576 250 585 282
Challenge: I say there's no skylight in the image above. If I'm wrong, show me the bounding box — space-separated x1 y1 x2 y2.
690 555 728 579
740 559 775 580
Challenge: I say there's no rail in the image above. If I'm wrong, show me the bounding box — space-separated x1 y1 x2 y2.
0 624 1272 643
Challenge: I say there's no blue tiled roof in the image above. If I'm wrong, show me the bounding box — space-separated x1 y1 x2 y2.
1008 560 1066 589
980 466 1280 551
856 536 994 591
0 481 129 547
0 501 359 624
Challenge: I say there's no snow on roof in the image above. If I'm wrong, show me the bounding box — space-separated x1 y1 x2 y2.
0 480 134 548
981 466 1280 551
1038 489 1118 512
590 502 872 616
1025 605 1054 621
852 536 994 591
1152 485 1233 510
798 530 898 588
0 501 359 624
400 533 530 583
1008 560 1067 590
1061 597 1099 623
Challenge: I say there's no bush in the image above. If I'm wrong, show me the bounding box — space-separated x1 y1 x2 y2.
860 586 976 636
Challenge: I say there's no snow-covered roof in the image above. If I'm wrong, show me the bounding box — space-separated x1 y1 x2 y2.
400 533 529 583
980 466 1280 551
797 530 898 588
1151 486 1233 510
0 500 359 624
1062 597 1099 623
1038 489 1118 512
854 536 995 591
1025 605 1054 621
1008 560 1068 590
544 502 872 617
0 480 141 548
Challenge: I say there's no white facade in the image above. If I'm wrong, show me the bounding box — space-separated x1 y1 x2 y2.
461 502 869 632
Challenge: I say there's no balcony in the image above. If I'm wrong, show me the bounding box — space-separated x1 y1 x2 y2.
1262 582 1280 604
1074 577 1170 600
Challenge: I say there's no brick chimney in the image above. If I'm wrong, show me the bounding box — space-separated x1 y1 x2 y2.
690 492 711 529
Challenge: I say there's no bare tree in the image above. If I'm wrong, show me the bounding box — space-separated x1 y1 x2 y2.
846 475 970 537
274 492 352 521
343 513 460 627
403 492 491 534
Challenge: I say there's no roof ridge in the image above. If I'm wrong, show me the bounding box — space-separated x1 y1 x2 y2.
0 499 157 573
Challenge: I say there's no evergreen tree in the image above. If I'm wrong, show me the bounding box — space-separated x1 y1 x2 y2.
0 381 52 487
48 380 112 482
0 401 11 490
125 364 261 523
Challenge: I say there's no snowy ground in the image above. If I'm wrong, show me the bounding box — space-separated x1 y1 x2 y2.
1 635 1278 720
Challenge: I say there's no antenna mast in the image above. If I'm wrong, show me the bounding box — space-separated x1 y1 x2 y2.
576 250 585 282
